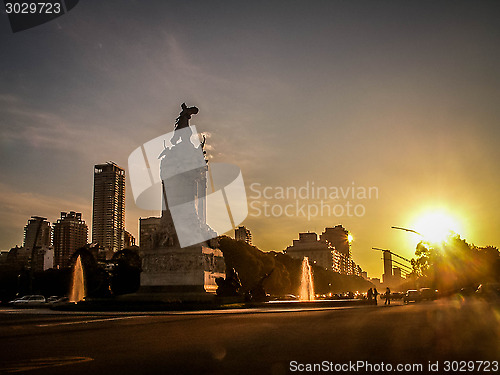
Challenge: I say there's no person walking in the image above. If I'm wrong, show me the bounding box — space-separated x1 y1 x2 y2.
385 287 391 305
373 287 379 305
367 288 373 303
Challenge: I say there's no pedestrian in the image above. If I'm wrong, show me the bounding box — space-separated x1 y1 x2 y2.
385 287 391 305
367 288 373 303
373 287 379 305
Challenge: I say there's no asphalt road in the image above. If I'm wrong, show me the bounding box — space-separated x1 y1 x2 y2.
0 298 498 375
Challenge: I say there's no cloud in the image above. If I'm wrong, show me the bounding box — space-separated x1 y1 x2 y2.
0 182 91 248
0 95 85 151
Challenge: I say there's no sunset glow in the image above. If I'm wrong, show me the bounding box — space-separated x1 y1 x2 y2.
413 211 462 243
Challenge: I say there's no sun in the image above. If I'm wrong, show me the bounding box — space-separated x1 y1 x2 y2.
413 210 461 243
347 233 354 243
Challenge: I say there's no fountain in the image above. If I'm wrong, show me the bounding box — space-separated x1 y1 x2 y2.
69 255 85 303
299 257 315 301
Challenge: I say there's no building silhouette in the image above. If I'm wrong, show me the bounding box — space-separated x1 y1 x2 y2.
24 216 51 249
392 267 403 284
22 216 53 271
285 226 364 276
320 225 354 274
92 162 125 257
235 225 252 245
139 217 161 250
382 250 393 284
53 211 88 268
320 225 351 258
284 232 336 270
124 230 136 248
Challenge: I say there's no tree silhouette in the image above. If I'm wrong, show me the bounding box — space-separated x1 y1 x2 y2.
409 235 499 292
110 247 141 295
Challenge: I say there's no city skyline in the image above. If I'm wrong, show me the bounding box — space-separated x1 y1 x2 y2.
1 1 500 278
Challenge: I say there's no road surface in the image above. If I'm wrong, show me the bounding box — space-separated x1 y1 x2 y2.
0 298 498 374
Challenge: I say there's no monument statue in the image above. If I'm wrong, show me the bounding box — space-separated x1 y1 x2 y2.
153 103 217 249
138 103 226 301
170 103 199 144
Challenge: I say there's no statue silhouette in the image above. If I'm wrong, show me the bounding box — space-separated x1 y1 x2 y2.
170 103 199 145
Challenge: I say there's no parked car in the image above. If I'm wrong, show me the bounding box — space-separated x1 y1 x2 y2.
47 296 70 307
47 296 69 304
390 292 405 300
10 295 47 307
419 288 438 301
275 294 298 301
403 290 420 303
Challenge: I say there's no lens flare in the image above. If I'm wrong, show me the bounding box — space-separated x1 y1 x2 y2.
413 211 461 243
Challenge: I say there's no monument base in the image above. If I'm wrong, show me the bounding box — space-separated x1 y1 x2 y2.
138 244 225 302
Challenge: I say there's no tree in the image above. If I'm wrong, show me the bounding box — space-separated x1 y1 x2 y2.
110 247 141 295
218 236 373 296
409 234 499 292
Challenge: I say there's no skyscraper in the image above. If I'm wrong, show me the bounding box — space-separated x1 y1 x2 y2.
320 225 351 258
124 230 136 248
53 211 88 268
92 162 125 256
23 216 53 271
24 216 51 250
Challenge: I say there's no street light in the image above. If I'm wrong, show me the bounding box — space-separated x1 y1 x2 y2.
391 226 422 236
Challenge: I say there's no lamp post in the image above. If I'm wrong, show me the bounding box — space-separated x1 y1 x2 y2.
391 226 422 236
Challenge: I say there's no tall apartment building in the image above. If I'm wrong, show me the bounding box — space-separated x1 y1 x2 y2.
92 162 125 257
23 216 53 271
124 230 136 248
320 225 351 258
24 216 51 250
284 232 336 270
235 225 252 245
382 250 393 284
53 211 88 268
285 226 364 276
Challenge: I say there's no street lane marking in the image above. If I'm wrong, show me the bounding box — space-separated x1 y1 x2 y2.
166 305 367 315
36 316 141 327
0 356 93 373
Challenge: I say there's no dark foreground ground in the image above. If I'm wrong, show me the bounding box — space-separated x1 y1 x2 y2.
0 297 498 374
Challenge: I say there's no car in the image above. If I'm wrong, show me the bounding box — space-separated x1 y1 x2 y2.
10 295 47 307
47 296 70 304
390 292 404 300
419 288 437 301
8 295 29 304
276 294 299 301
48 296 70 306
403 290 420 303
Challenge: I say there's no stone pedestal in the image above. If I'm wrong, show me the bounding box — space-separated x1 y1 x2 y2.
138 244 225 301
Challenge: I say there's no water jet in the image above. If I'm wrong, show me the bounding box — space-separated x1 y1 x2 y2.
299 257 315 301
69 255 85 303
